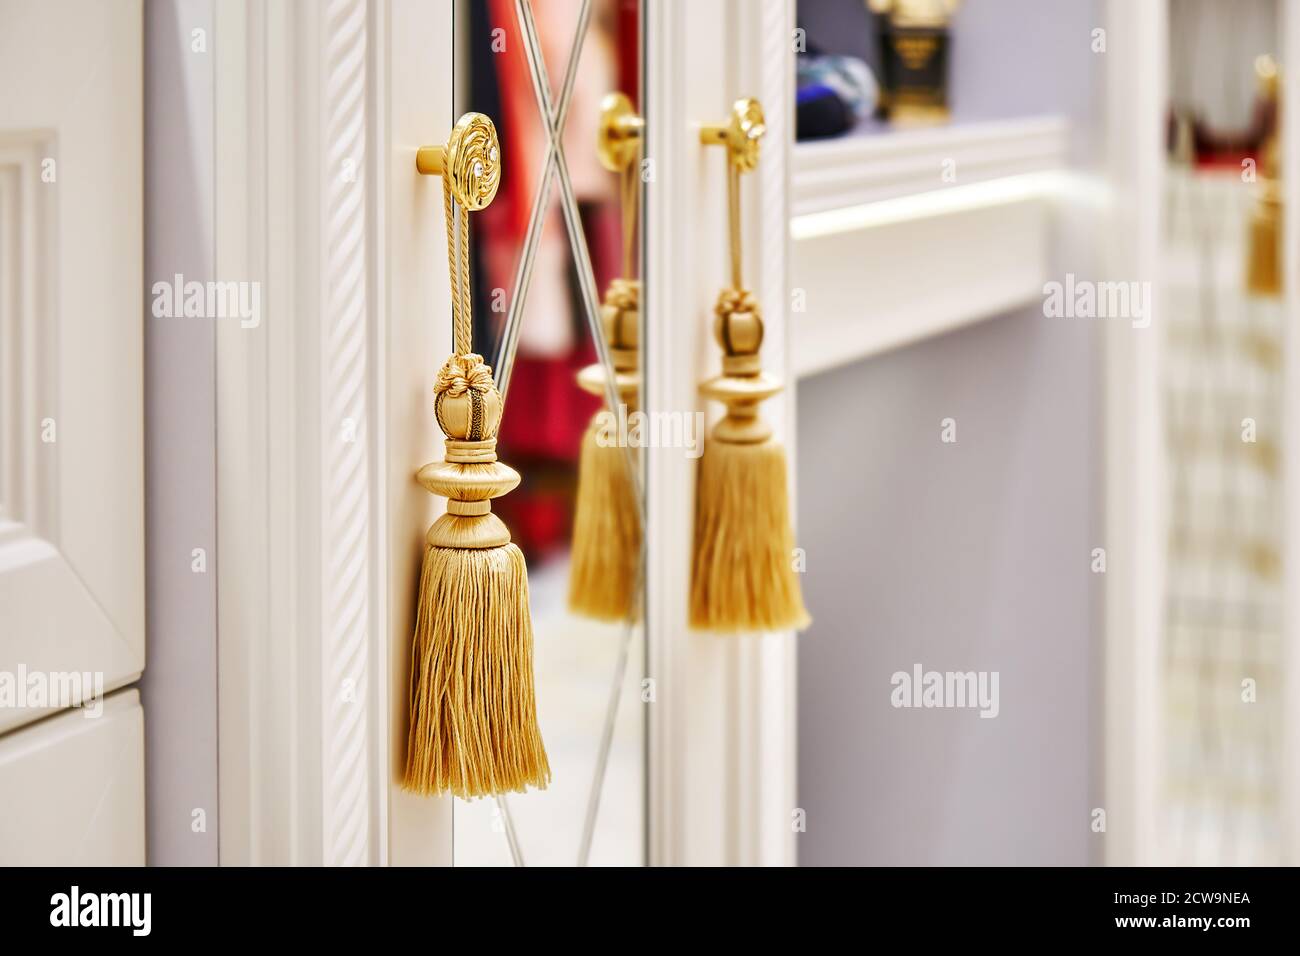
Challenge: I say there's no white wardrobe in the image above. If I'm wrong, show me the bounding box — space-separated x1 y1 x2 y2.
0 0 146 865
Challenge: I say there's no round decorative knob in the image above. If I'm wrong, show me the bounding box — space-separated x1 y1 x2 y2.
728 98 766 173
445 112 501 211
597 92 644 172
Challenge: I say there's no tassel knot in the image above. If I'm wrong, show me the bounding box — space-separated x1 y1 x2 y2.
606 278 640 314
714 287 761 322
712 288 764 367
434 352 496 397
433 353 503 442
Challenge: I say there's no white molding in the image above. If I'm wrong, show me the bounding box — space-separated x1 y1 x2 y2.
0 134 57 545
215 0 390 866
643 0 696 868
790 115 1067 377
320 0 373 868
644 0 798 867
791 176 1060 377
1102 0 1166 867
792 115 1067 218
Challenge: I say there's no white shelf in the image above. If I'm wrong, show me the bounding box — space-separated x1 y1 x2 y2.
792 115 1068 217
790 116 1069 377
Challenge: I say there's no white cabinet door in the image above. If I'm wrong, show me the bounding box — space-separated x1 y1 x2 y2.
0 0 144 734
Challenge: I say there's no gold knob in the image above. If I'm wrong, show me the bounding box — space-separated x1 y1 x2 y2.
597 92 644 172
416 111 502 211
699 97 765 172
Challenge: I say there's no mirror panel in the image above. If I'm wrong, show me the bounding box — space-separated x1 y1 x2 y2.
1161 0 1283 865
452 0 645 867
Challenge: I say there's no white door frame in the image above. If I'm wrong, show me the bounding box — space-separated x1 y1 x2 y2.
214 0 798 866
1101 0 1167 868
643 0 799 867
213 0 453 866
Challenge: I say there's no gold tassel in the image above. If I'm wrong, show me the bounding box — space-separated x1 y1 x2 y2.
692 430 807 633
690 290 810 633
403 113 549 798
403 355 550 798
406 534 546 797
569 95 645 623
1246 58 1282 298
569 279 642 622
1246 195 1281 297
691 98 809 633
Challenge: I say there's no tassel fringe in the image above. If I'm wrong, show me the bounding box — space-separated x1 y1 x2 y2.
690 437 810 633
403 541 550 799
569 416 642 621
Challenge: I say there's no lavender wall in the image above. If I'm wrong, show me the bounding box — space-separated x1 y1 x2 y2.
794 0 1104 865
142 0 219 866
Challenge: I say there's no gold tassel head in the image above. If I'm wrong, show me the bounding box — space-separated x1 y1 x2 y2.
713 288 765 376
432 353 504 442
602 277 640 366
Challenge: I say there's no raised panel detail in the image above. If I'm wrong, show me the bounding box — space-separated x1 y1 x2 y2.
0 1 144 736
0 134 57 547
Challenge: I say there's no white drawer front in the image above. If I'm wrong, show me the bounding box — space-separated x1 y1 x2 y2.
0 689 144 865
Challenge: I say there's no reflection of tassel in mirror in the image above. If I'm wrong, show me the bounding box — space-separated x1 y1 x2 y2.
691 98 809 633
1246 56 1281 298
569 92 644 623
404 113 549 798
569 279 641 621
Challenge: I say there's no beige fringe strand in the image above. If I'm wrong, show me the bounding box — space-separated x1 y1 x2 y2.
690 436 811 633
568 416 642 622
403 542 551 798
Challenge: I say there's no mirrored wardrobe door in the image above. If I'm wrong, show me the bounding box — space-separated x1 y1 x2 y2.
1160 0 1284 866
451 0 646 867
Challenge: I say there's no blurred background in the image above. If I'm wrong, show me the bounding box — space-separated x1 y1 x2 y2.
5 0 1296 869
450 0 644 866
792 0 1293 866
